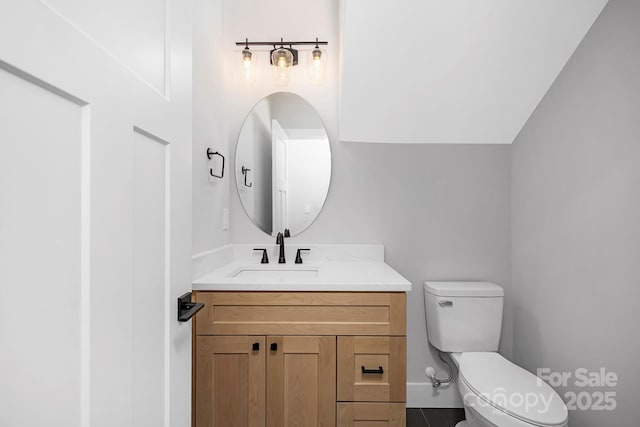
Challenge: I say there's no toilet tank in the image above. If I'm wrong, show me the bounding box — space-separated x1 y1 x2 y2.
424 281 504 352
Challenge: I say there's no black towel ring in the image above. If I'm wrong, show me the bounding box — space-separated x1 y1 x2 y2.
207 148 224 178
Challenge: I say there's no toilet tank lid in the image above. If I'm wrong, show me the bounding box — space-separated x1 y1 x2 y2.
424 281 504 297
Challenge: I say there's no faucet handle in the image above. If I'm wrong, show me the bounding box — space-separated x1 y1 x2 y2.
253 248 269 264
295 248 310 264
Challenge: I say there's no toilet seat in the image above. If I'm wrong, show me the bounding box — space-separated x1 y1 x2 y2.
458 352 568 427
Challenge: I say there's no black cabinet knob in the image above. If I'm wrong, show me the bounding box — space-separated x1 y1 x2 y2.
270 342 278 351
252 342 260 351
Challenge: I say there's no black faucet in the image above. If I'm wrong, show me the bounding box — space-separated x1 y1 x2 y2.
253 248 269 264
276 232 286 263
295 248 310 264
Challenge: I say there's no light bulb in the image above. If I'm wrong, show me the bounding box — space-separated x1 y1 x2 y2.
240 47 255 85
271 48 294 86
273 65 290 85
307 47 326 84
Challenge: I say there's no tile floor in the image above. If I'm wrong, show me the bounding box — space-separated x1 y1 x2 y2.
407 408 466 427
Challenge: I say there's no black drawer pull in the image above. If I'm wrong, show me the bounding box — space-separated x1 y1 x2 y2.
252 342 260 351
270 342 278 351
361 366 384 375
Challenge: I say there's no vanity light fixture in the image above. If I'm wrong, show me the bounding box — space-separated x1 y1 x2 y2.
235 37 328 85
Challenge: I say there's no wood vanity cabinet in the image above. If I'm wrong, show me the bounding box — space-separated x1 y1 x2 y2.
193 291 407 427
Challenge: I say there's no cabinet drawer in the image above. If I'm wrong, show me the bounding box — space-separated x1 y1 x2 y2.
337 402 406 427
337 336 406 402
194 292 406 336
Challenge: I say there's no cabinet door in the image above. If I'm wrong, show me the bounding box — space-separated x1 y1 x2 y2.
267 336 336 427
195 336 266 427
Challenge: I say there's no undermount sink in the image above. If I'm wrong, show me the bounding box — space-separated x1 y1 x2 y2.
229 265 319 280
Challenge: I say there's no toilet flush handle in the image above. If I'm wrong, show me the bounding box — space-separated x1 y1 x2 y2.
438 300 453 307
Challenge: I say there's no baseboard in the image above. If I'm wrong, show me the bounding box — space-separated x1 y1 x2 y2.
407 382 463 408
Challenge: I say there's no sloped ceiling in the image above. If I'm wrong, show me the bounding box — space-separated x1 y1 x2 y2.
339 0 609 143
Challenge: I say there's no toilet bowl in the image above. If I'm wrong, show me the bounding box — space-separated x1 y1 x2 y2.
424 282 568 427
449 352 568 427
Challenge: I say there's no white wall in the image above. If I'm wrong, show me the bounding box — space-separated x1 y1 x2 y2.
511 1 640 425
339 0 608 144
192 0 513 408
193 0 230 256
218 0 341 242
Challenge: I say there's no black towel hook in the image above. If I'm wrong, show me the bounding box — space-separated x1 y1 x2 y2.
207 148 224 178
241 166 253 187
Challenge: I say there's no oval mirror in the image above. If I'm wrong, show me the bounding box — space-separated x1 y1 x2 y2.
235 92 331 237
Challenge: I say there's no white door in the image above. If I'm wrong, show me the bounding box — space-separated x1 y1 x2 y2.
271 119 288 235
0 1 192 427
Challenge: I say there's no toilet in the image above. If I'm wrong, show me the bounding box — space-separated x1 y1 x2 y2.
424 282 568 427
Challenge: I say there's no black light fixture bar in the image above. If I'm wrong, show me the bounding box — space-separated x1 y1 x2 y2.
235 40 328 47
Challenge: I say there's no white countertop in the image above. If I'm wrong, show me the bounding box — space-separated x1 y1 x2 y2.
192 260 412 292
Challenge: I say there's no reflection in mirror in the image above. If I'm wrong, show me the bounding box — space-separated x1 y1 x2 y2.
236 92 331 237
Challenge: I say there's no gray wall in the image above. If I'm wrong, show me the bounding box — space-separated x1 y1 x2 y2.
232 143 513 399
511 1 640 425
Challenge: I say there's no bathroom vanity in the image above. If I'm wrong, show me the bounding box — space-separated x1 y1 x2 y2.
191 252 411 427
191 93 410 426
